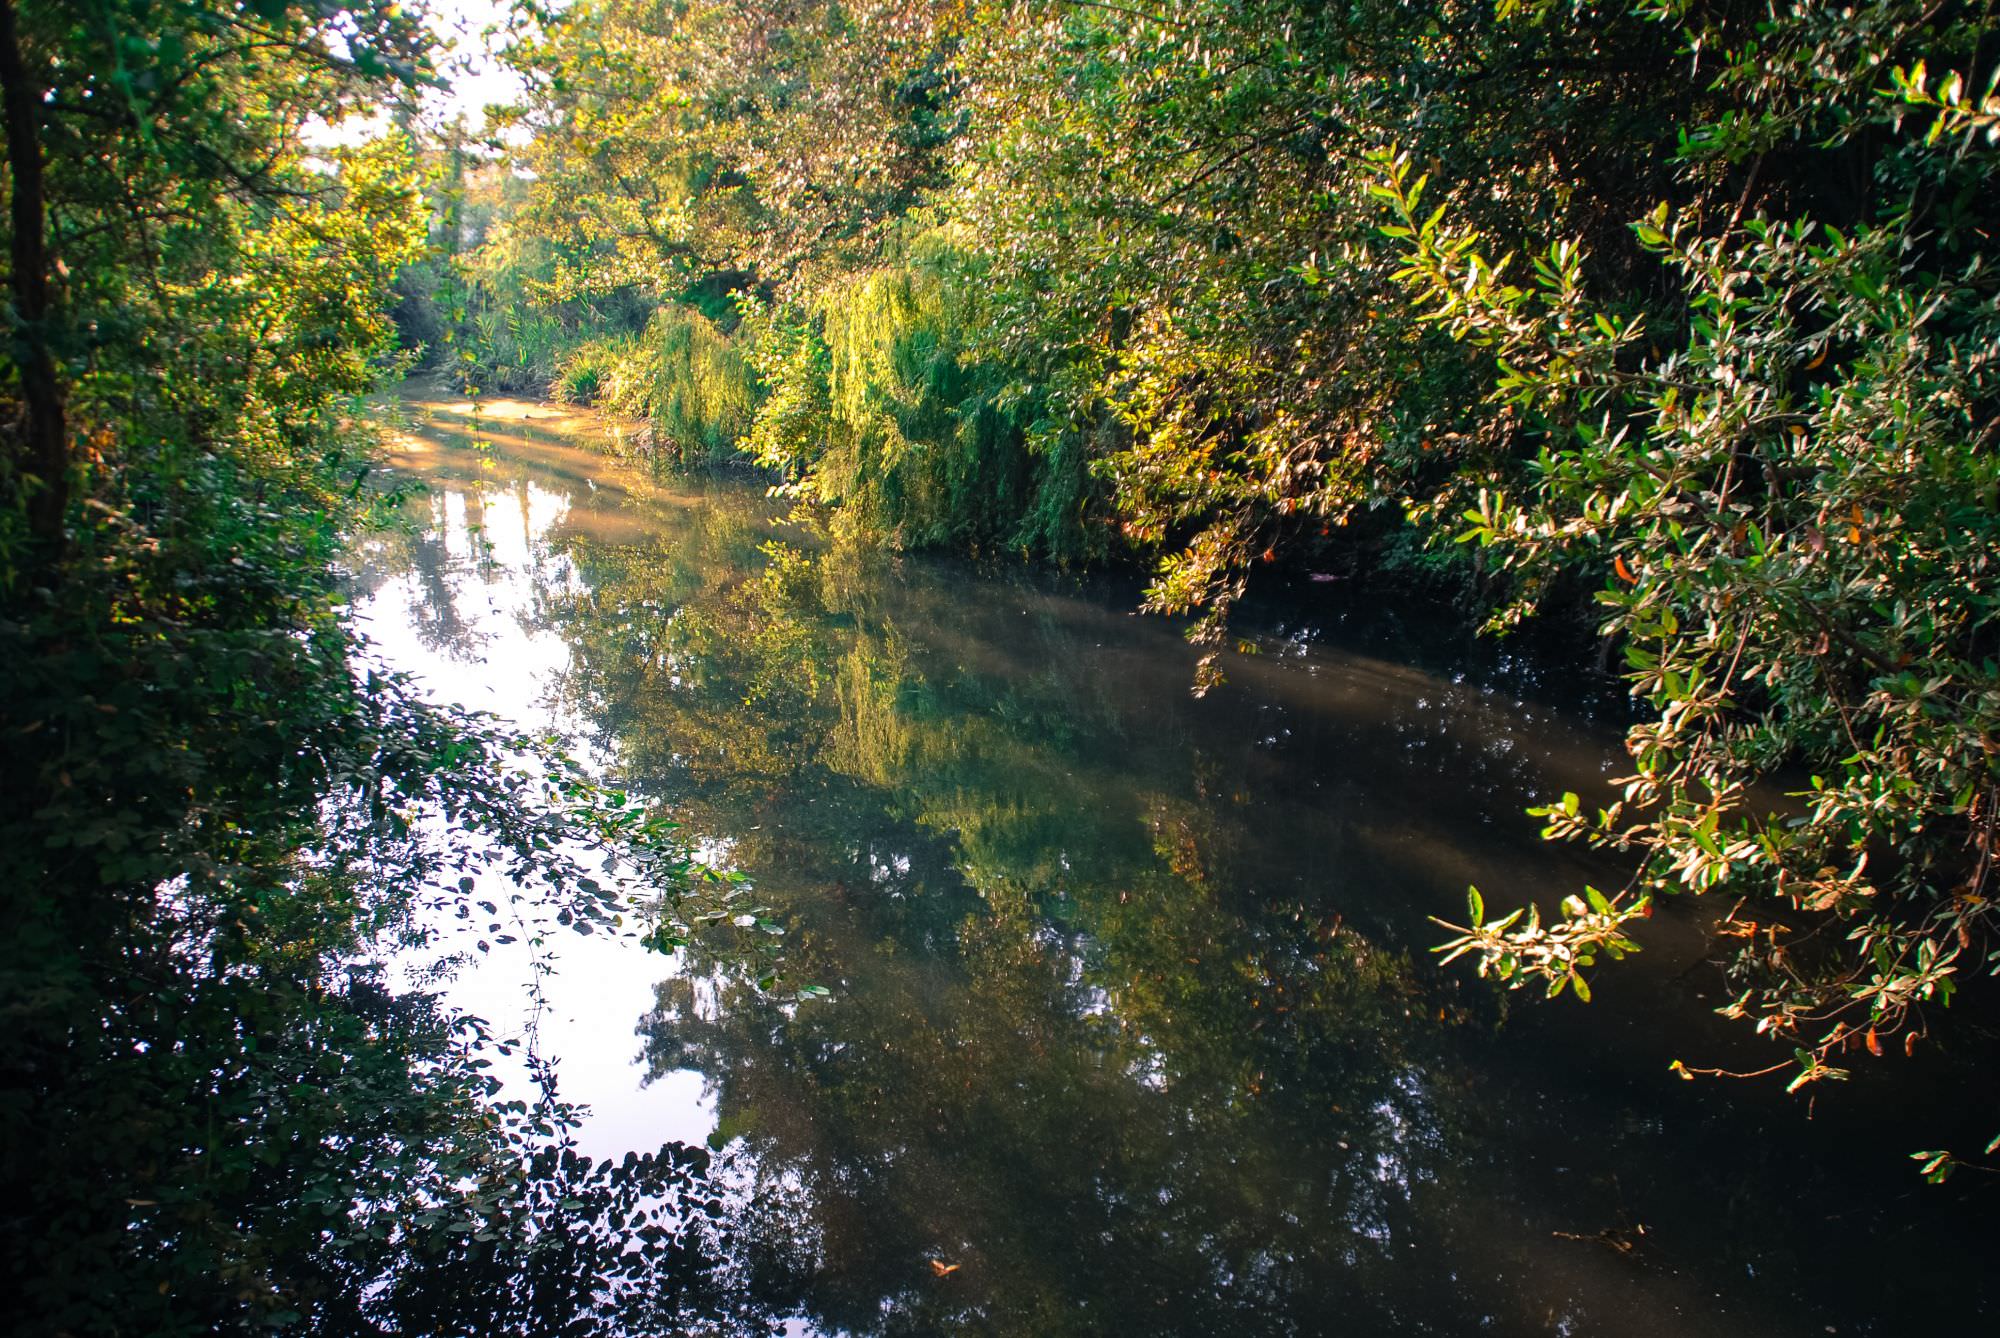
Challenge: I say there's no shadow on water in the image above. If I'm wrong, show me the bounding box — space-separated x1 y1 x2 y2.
353 389 2000 1336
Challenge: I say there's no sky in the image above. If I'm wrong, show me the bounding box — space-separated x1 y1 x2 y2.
304 0 533 148
424 0 532 132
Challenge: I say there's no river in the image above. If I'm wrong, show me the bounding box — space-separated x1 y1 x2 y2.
348 389 1999 1336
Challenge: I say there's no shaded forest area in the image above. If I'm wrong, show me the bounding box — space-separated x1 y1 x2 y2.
1 0 1997 1332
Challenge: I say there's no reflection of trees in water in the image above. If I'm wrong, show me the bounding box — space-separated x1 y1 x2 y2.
342 423 2000 1337
350 1139 777 1337
362 462 628 667
639 895 1460 1334
532 530 1961 1337
348 484 495 663
534 536 1494 1333
346 414 1480 1333
403 528 487 661
322 435 796 1336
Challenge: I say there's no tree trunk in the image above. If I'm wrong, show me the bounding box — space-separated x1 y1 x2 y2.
0 0 67 555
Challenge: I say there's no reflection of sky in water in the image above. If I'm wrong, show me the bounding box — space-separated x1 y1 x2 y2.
352 461 719 1160
344 393 2000 1338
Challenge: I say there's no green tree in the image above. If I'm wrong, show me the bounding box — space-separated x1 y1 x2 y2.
0 4 760 1328
1371 3 2000 1121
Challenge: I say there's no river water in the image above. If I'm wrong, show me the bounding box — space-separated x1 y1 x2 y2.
351 391 1998 1336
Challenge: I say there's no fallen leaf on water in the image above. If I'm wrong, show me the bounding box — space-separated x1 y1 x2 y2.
929 1260 960 1277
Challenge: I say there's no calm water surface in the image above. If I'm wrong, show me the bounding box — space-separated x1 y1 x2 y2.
351 392 1999 1336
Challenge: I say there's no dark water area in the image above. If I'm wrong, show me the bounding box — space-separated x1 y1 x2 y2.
352 391 2000 1336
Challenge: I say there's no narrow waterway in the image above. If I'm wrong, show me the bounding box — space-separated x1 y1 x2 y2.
350 389 1998 1336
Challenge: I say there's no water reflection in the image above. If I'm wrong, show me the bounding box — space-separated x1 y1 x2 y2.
355 392 2000 1337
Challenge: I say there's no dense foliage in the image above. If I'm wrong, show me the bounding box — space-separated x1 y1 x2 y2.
394 0 2000 1120
0 2 772 1330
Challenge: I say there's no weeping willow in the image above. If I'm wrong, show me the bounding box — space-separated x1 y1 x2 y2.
544 239 1103 559
747 236 1102 561
645 305 759 465
557 305 760 466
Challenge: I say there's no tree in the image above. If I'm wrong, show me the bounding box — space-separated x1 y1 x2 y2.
0 4 760 1327
1376 3 2000 1119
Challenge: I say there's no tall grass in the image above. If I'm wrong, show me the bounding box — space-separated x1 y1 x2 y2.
553 306 760 466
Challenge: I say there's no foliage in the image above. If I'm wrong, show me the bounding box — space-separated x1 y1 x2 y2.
544 306 763 461
744 235 1104 558
401 0 2000 1117
499 0 958 297
626 302 761 463
0 1 768 1329
552 339 613 404
1379 2 2000 1104
389 125 660 395
945 0 1703 676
